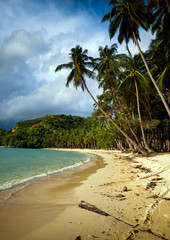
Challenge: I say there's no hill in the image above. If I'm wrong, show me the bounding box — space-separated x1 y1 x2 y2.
0 114 104 149
12 114 88 131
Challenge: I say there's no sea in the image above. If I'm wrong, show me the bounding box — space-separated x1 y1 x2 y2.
0 147 90 190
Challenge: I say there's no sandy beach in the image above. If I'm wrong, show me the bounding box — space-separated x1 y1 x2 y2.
0 149 170 240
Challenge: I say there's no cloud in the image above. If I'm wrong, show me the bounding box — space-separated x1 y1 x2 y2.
1 30 49 61
0 29 50 102
0 77 100 121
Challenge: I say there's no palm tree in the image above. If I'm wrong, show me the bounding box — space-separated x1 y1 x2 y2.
95 44 118 79
102 0 170 117
94 44 121 92
148 0 170 34
147 30 170 106
95 47 144 149
119 49 152 152
55 45 146 154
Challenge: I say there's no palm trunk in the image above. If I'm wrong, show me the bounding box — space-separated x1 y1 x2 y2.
165 0 170 12
82 78 147 155
129 126 143 148
134 78 152 153
112 88 142 148
132 31 170 117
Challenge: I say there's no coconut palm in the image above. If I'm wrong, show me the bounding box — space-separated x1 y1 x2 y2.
95 44 118 78
147 30 170 105
119 48 152 152
102 0 170 116
55 45 146 154
94 45 121 92
148 0 170 34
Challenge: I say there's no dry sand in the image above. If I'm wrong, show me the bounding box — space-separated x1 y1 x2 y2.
0 149 170 240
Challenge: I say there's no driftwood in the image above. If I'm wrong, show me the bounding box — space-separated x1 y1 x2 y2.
78 201 169 240
79 200 110 216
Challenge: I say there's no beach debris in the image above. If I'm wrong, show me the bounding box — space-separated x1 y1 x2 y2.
79 200 110 216
92 235 99 238
134 165 151 173
122 186 128 191
75 236 81 240
146 181 157 190
147 195 170 201
152 177 163 181
115 194 125 198
115 194 126 201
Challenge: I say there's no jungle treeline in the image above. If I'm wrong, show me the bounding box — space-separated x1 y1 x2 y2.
0 114 118 149
0 112 169 152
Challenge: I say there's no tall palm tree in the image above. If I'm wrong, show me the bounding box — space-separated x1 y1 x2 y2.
95 46 143 149
55 45 146 154
147 30 170 105
102 0 170 117
55 46 94 91
94 44 121 90
95 44 118 79
119 49 152 152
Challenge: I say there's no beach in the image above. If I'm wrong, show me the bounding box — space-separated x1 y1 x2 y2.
0 149 170 240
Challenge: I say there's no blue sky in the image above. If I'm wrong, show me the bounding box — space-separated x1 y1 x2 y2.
0 0 154 129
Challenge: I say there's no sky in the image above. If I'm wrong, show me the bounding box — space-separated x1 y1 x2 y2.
0 0 154 129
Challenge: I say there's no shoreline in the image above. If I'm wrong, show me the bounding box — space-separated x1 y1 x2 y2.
0 148 93 193
0 149 169 240
0 149 101 205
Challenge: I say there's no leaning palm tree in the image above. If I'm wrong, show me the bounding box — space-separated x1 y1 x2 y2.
102 0 170 117
119 49 152 152
55 45 146 154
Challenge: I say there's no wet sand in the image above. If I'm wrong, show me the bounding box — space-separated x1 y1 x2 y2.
0 149 170 240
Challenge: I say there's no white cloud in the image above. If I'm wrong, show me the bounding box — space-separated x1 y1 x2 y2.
0 76 100 121
1 30 49 60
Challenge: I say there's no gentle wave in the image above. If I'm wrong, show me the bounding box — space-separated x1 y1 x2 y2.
0 156 91 191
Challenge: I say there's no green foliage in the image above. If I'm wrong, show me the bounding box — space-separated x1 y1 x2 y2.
0 128 8 145
55 45 95 91
0 115 118 149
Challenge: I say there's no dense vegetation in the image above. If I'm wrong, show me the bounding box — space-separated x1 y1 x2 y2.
1 0 169 153
0 115 117 149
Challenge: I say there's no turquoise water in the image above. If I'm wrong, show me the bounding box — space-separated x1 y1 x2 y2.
0 148 90 190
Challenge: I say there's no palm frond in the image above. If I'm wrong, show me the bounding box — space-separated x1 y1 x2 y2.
55 63 73 72
157 65 170 91
118 17 128 44
84 68 95 79
101 12 111 23
151 11 164 33
84 61 95 69
109 13 122 39
66 69 75 87
135 71 149 90
109 0 120 6
119 75 134 90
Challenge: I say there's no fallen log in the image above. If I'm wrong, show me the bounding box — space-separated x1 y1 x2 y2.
79 200 110 216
